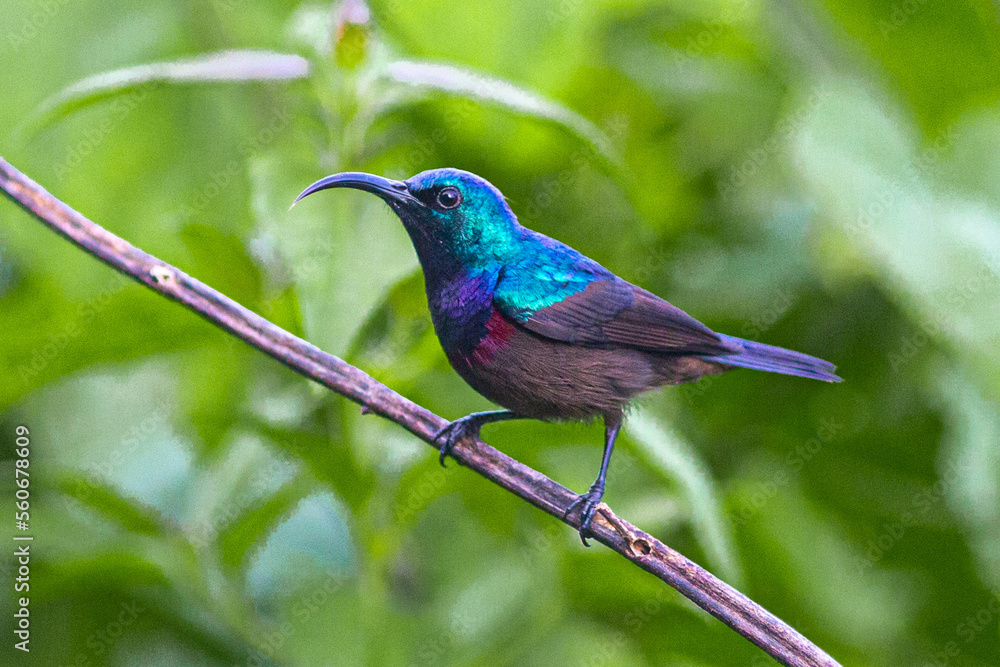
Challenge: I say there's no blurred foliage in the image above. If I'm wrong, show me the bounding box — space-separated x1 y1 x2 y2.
2 0 999 665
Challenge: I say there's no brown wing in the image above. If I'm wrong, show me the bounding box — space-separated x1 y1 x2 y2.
506 278 738 356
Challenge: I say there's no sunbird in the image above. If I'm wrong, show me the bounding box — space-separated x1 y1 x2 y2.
295 168 841 543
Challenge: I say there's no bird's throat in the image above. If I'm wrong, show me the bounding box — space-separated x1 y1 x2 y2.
425 267 500 357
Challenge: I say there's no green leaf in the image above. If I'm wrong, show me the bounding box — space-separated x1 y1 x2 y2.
627 409 742 586
58 473 168 536
346 270 438 386
24 50 310 135
937 369 1000 592
0 271 215 415
253 420 377 512
180 223 264 310
217 473 314 571
381 59 623 172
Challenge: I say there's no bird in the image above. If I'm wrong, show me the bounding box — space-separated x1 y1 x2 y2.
294 168 841 544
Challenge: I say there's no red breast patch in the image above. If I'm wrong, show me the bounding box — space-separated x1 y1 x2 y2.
470 308 516 365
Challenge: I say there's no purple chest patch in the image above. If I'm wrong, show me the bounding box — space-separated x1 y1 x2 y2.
429 269 500 355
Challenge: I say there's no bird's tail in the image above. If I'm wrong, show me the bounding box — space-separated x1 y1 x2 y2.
702 334 842 382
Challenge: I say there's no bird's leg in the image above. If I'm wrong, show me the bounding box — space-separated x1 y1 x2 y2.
433 410 522 467
566 410 623 546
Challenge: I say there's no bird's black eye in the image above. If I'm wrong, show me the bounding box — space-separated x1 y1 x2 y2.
436 186 462 210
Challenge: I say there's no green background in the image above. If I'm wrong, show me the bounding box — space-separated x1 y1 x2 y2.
2 0 999 664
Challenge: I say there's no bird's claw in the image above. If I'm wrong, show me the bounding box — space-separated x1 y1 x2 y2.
565 484 605 546
432 417 481 467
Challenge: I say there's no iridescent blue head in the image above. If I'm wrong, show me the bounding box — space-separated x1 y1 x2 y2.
294 168 522 272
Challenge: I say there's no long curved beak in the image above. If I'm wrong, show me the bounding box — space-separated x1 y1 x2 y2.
292 172 422 208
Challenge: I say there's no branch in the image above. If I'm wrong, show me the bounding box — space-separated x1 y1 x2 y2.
0 157 841 667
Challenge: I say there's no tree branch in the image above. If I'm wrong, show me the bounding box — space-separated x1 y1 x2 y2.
0 156 841 667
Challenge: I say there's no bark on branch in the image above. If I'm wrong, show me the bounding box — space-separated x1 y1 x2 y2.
0 156 841 667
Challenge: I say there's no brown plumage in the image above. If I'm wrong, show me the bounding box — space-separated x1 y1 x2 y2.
293 167 841 544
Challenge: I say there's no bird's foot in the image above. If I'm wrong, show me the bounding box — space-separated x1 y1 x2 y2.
432 416 483 467
565 483 606 546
